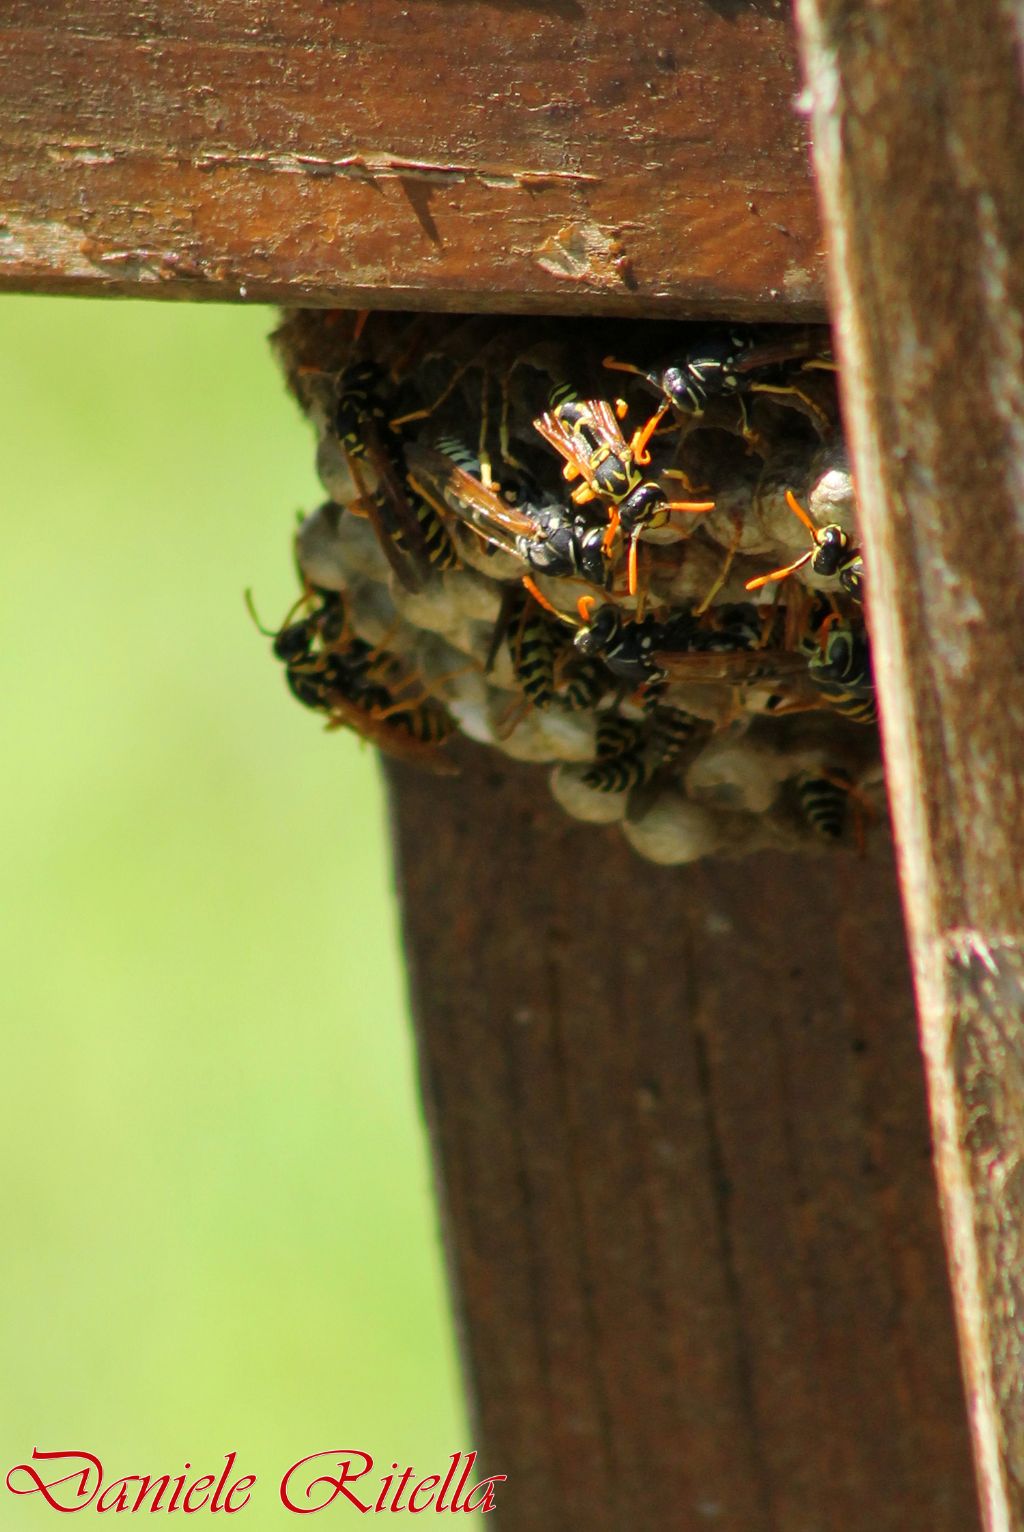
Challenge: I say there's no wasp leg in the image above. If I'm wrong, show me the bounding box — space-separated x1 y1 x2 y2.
477 369 493 488
695 516 743 616
748 381 832 434
627 532 643 600
601 505 622 555
498 368 528 472
389 355 478 430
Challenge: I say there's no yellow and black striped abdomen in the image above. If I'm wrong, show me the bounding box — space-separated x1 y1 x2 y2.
797 773 849 839
582 717 650 793
510 610 556 708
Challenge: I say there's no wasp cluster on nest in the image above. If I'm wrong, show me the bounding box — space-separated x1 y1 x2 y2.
262 309 883 865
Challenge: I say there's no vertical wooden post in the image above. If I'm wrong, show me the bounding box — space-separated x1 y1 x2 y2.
386 745 981 1531
795 4 1024 1527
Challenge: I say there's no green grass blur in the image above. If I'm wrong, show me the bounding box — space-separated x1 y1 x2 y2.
0 298 466 1523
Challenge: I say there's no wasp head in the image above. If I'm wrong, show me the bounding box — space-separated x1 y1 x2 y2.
574 602 621 657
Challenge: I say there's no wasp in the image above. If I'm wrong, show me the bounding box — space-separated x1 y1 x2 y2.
331 362 456 592
582 717 652 793
572 597 809 693
604 327 834 436
321 669 458 769
571 600 690 684
405 441 613 590
745 491 863 596
806 618 876 724
558 657 608 712
501 587 558 709
361 480 459 574
797 770 852 840
580 702 701 794
533 383 714 593
246 587 347 667
248 588 458 771
647 703 703 760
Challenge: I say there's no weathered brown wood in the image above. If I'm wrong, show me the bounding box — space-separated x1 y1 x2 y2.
794 4 1024 1529
385 743 979 1532
0 0 825 316
5 3 994 1518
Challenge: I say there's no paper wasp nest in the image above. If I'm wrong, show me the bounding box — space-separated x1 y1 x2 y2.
264 310 884 864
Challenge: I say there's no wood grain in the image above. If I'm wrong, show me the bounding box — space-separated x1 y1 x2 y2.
0 0 825 316
385 743 980 1531
795 2 1024 1527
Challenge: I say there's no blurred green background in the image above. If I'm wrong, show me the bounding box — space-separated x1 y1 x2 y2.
0 297 466 1522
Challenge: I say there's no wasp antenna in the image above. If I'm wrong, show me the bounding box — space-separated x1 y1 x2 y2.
784 489 818 536
521 575 566 620
744 548 815 592
243 588 275 636
577 594 598 623
245 587 310 637
630 402 669 465
666 499 715 515
603 356 647 381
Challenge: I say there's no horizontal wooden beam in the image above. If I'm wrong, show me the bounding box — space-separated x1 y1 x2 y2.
0 0 825 316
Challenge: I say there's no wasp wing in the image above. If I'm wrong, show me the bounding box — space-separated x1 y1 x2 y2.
532 411 601 485
653 648 810 685
586 397 632 450
404 443 540 556
732 327 834 376
324 692 459 774
354 419 435 593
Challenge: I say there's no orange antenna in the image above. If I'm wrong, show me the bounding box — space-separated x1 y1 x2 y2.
577 594 598 624
783 488 818 535
666 498 715 516
603 355 648 381
521 575 563 619
744 488 819 591
630 403 669 465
